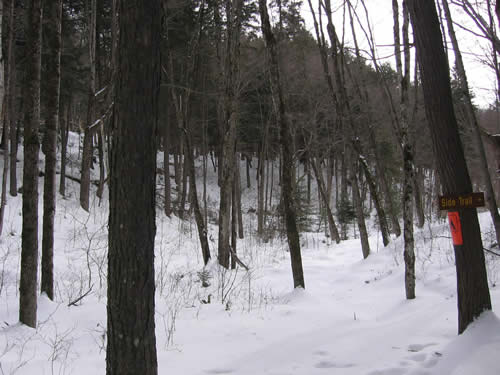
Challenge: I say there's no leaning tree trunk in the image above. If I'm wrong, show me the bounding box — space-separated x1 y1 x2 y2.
20 0 42 328
106 0 160 373
408 0 492 334
259 0 304 288
41 0 62 301
442 0 500 248
310 158 341 243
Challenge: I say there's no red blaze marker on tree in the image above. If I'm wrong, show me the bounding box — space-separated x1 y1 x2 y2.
448 212 463 246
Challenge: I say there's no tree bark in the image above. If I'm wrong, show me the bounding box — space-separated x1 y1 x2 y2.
106 0 160 373
20 0 42 328
408 0 492 334
41 0 62 301
259 0 304 288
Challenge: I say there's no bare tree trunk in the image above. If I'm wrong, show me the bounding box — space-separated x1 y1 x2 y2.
8 1 18 197
442 0 500 248
41 0 62 301
408 0 491 334
106 0 159 372
0 0 14 237
80 0 97 212
218 0 243 268
259 0 304 288
20 0 42 328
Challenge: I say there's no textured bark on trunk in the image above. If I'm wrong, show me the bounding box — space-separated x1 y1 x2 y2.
20 0 42 328
259 0 304 288
41 0 62 301
408 0 491 334
106 1 159 374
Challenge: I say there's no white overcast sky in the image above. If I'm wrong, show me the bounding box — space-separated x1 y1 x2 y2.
300 0 497 108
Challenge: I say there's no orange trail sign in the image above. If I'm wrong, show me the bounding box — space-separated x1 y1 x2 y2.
447 211 463 246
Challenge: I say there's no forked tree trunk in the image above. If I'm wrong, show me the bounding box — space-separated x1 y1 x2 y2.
41 0 62 300
408 0 492 334
20 0 42 328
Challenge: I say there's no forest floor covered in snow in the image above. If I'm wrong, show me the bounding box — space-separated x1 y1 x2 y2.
1 137 500 375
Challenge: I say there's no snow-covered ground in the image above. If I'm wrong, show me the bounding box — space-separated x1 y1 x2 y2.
0 137 499 374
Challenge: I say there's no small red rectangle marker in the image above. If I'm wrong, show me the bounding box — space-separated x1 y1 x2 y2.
448 211 463 246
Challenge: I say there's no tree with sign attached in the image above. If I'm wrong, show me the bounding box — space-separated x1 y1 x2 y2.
408 0 491 334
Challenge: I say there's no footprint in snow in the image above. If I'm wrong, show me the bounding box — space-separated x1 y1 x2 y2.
314 360 355 369
407 343 436 352
205 369 234 374
366 368 407 375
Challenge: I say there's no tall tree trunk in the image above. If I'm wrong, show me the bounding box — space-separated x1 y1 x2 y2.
408 0 492 334
0 0 14 237
80 0 97 212
218 0 243 268
20 0 42 328
442 0 500 248
393 0 416 300
41 0 62 301
259 0 304 288
8 1 17 197
106 0 159 373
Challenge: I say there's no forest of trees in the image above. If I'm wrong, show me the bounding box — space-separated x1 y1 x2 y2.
0 0 500 373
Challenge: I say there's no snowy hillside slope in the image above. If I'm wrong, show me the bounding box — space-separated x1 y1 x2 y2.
0 137 499 374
